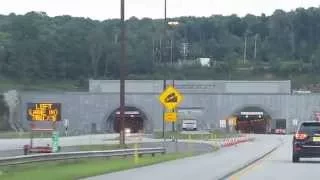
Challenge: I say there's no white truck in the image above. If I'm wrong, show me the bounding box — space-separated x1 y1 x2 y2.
182 119 197 131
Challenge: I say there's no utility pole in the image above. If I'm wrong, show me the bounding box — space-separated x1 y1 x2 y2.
119 0 126 146
254 34 258 60
243 35 247 64
162 0 167 138
172 79 175 132
159 39 162 63
181 43 189 62
152 39 155 64
183 43 186 61
170 39 173 65
162 0 176 133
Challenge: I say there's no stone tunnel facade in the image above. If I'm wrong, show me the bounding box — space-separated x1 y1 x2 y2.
18 80 320 134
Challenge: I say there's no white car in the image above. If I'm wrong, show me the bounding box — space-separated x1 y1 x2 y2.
182 120 197 131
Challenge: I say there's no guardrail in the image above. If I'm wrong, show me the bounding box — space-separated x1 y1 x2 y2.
0 147 166 166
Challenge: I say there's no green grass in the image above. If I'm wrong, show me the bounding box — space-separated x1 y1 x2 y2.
0 153 190 180
153 130 238 140
0 131 55 139
0 79 81 92
76 144 137 151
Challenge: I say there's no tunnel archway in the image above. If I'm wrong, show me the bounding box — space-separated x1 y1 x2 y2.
229 106 272 134
106 106 148 133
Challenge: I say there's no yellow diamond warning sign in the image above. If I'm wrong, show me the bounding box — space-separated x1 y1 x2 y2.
159 85 183 110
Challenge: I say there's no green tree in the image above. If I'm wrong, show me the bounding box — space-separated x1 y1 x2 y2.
0 94 9 130
1 8 320 85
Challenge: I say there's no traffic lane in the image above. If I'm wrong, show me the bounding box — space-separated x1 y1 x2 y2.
84 135 282 180
230 136 320 180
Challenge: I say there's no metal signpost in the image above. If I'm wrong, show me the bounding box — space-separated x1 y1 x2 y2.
119 0 127 146
159 85 184 142
64 119 69 136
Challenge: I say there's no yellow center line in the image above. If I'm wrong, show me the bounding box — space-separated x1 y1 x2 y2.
227 150 274 180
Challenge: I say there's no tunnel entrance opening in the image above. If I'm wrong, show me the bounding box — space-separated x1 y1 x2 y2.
107 106 147 133
232 106 271 134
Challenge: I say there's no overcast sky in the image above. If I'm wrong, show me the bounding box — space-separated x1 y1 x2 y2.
0 0 319 20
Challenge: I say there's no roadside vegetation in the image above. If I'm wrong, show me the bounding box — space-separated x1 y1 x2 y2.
75 144 137 151
1 8 320 90
0 131 52 139
153 130 239 140
0 129 238 140
0 79 82 92
0 153 190 180
0 95 9 131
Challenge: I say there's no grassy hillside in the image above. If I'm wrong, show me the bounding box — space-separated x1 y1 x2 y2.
0 71 319 92
0 78 86 92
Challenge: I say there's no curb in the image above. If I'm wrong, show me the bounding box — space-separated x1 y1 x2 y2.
217 140 283 180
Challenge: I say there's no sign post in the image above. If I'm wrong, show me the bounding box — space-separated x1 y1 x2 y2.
159 85 183 124
64 119 69 137
159 85 184 142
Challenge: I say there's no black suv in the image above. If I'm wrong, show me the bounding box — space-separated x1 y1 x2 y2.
292 121 320 162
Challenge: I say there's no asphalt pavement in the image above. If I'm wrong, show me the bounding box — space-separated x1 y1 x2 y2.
84 135 282 180
228 135 320 180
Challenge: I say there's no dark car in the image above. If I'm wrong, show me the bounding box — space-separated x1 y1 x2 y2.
292 121 320 162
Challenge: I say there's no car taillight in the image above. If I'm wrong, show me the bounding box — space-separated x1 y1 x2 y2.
295 133 308 140
293 146 302 152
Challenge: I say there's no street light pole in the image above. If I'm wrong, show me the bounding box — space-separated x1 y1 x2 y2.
165 0 167 22
162 0 167 138
243 35 247 64
119 0 126 146
170 23 176 132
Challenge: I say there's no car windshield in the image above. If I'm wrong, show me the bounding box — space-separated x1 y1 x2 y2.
299 122 320 134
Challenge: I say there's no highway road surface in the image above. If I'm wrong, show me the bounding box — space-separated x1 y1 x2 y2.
228 135 320 180
85 135 282 180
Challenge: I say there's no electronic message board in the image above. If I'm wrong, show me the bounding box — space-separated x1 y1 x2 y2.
27 103 61 121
